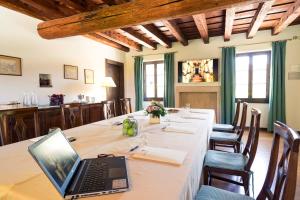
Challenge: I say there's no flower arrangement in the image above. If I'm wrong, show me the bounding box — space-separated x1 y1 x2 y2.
145 101 167 118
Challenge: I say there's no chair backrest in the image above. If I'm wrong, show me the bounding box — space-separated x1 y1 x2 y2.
102 100 116 119
257 122 300 200
120 98 132 115
243 108 261 171
0 107 40 145
235 102 248 141
60 103 83 130
232 99 242 128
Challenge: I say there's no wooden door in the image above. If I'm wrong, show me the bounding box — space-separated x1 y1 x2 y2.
105 59 124 116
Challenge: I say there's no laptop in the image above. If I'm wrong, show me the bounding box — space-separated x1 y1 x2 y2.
28 129 129 199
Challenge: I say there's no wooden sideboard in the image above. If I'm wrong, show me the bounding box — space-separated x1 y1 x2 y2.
38 103 105 135
0 103 105 144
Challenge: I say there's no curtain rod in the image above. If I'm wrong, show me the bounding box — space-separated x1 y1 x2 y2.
131 51 178 58
130 35 299 56
218 36 300 48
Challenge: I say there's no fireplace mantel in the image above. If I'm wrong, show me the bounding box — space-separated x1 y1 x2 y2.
175 85 221 122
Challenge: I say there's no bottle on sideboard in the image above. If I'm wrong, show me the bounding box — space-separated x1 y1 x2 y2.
22 93 30 106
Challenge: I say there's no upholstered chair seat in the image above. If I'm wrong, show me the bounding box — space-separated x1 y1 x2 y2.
212 124 235 132
199 121 300 200
210 131 239 142
212 100 242 133
196 185 254 200
210 102 248 153
204 150 248 171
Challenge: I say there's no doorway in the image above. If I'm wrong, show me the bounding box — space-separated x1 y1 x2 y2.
105 59 125 116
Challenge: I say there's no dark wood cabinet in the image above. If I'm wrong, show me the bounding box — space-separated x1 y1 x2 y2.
38 103 105 135
0 103 106 145
82 104 90 125
89 103 104 123
39 107 61 135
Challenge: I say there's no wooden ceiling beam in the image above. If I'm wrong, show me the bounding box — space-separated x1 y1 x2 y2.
17 0 63 18
52 0 130 52
163 20 188 46
97 31 142 51
55 0 85 13
102 0 129 6
138 24 172 48
117 28 157 50
247 0 274 38
0 0 129 52
88 0 105 3
273 0 300 35
224 8 235 41
193 14 209 44
0 0 46 20
85 33 130 52
37 0 267 39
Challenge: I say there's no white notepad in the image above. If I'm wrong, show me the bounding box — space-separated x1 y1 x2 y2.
181 114 206 120
132 146 187 166
190 110 209 114
163 125 196 134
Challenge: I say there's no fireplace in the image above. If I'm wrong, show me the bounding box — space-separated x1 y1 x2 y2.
175 85 220 122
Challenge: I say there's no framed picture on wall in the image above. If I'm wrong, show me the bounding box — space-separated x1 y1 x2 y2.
39 74 52 87
64 64 78 80
84 69 94 84
0 55 22 76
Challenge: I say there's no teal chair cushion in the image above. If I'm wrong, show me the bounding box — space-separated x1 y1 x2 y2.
204 150 248 171
196 185 254 200
213 124 234 132
210 131 238 142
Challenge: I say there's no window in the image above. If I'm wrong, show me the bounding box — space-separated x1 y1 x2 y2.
235 51 271 103
143 61 164 101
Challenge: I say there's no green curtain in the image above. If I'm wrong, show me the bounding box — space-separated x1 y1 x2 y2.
221 47 236 124
164 53 175 107
134 56 143 111
268 41 286 132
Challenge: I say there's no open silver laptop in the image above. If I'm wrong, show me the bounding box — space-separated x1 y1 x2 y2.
28 129 129 199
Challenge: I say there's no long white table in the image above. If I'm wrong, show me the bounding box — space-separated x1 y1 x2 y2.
0 109 214 200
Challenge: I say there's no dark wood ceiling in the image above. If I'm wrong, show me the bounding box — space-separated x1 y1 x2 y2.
0 0 300 52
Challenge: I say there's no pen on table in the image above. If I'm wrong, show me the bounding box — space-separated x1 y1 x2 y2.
129 145 139 152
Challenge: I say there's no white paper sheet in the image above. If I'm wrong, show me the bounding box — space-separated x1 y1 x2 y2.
163 125 196 134
132 146 187 166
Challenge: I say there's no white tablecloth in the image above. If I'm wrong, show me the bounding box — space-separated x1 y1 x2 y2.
0 109 214 200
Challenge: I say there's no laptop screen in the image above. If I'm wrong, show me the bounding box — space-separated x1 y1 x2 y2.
28 129 81 197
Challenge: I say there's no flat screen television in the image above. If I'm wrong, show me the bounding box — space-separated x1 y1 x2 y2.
178 59 219 83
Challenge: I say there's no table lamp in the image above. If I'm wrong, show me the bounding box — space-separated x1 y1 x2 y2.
101 77 116 100
100 77 117 87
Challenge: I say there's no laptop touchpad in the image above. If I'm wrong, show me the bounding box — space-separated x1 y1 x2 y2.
109 168 126 179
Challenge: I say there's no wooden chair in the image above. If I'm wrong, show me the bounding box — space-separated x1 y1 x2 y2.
210 102 248 153
60 103 83 130
0 107 40 145
203 108 261 196
196 121 300 200
102 100 116 119
213 99 242 132
120 98 132 115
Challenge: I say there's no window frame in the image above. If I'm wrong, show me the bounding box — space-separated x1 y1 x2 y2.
143 60 164 102
235 51 271 104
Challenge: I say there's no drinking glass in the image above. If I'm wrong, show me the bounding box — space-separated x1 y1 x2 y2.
31 93 38 106
23 93 30 106
184 103 191 112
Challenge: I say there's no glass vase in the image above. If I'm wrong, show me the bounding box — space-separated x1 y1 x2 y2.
122 116 138 137
149 114 160 124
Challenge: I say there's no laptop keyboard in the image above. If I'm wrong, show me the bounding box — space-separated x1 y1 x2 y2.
78 160 109 193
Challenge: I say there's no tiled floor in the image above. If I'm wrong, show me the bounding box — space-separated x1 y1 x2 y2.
210 130 300 200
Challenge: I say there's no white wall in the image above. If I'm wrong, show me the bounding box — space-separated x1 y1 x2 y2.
125 25 300 130
0 7 126 105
